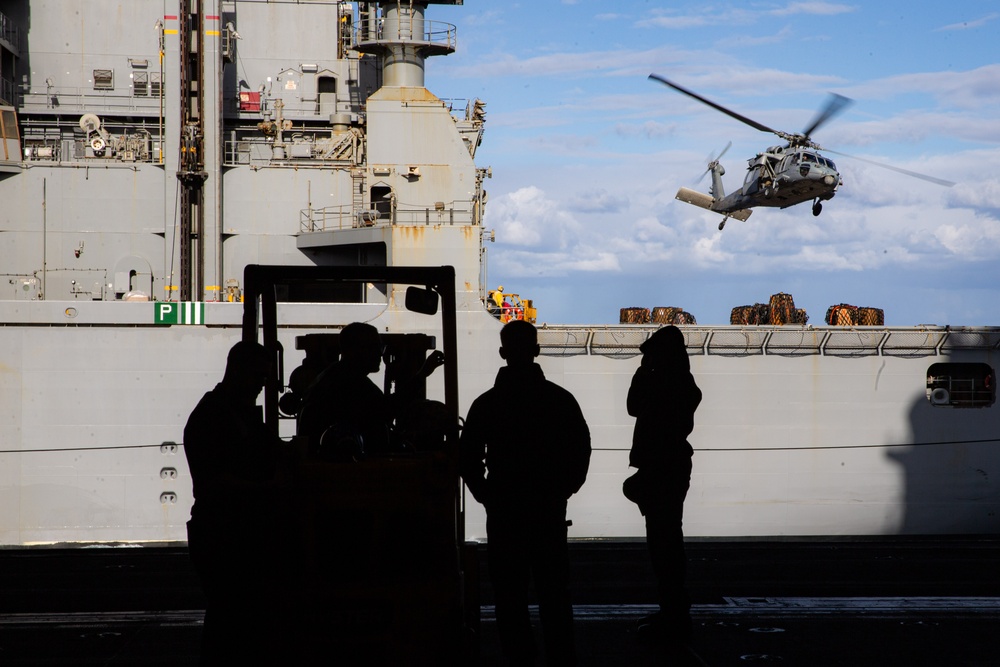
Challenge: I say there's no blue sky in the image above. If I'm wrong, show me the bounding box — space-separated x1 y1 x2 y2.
427 1 1000 326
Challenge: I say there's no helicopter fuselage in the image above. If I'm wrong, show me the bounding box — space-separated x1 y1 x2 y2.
739 146 842 210
714 146 841 211
675 146 842 228
654 72 950 229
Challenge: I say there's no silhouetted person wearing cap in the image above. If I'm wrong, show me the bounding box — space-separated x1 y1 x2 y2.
298 322 390 459
461 320 591 666
625 326 702 644
184 340 292 664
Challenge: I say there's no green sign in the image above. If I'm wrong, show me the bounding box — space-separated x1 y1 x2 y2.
155 302 206 325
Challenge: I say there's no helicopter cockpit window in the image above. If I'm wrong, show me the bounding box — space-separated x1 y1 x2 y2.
802 153 817 163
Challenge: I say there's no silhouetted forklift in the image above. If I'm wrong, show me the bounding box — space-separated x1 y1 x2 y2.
241 264 477 663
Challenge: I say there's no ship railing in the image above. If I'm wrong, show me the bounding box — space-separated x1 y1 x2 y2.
300 202 477 233
301 205 354 233
225 139 250 166
234 98 357 120
438 98 467 116
19 87 163 115
224 136 359 167
352 20 456 52
534 325 1000 358
394 203 476 226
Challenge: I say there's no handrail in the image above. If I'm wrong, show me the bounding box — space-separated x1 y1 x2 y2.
534 325 1000 358
20 88 163 114
353 19 456 51
300 202 478 233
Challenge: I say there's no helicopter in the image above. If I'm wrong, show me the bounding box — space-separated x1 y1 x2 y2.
649 74 955 230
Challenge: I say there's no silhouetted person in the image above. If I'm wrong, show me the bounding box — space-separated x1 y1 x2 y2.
277 353 324 418
396 398 454 453
461 320 591 666
298 322 390 459
183 340 292 664
625 326 702 643
384 346 446 416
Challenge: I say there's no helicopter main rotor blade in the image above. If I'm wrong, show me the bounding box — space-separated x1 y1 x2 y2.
801 93 852 140
649 74 779 135
824 148 956 187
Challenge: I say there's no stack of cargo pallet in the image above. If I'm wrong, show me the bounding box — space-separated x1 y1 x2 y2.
730 293 808 325
620 307 650 324
651 306 697 325
825 304 885 326
730 303 770 325
620 306 697 325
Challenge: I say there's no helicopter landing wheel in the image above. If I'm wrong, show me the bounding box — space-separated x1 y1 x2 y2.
719 217 727 231
812 200 823 216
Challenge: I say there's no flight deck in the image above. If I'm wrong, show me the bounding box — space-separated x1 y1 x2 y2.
1 539 997 666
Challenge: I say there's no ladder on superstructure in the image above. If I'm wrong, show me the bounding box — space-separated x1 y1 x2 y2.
352 168 366 227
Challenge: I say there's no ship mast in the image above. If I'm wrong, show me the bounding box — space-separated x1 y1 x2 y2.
354 1 459 88
177 0 208 302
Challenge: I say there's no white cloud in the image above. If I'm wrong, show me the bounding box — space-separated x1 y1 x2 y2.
721 26 795 48
638 14 714 29
636 2 855 30
445 45 691 79
568 189 630 214
936 13 1000 31
690 233 736 265
947 179 1000 214
564 251 621 272
463 10 504 27
487 186 581 250
933 213 1000 259
829 112 1000 147
634 216 680 243
770 2 857 17
613 120 676 140
491 248 620 277
843 64 1000 110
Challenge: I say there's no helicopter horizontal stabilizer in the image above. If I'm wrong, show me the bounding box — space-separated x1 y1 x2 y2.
676 187 752 222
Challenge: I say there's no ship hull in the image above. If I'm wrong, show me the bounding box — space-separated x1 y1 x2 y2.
0 1 996 546
2 299 996 545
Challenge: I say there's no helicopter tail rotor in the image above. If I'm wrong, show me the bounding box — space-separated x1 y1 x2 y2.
697 141 732 184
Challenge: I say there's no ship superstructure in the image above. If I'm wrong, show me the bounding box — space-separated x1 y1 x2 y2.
0 1 998 546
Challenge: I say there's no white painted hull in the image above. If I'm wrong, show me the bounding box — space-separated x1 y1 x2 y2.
2 297 996 545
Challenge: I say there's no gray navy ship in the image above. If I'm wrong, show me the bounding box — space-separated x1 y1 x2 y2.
0 1 998 547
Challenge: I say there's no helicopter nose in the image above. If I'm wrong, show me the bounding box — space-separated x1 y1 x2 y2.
823 174 836 186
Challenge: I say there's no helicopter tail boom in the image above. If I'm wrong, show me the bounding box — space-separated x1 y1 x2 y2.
676 187 753 222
